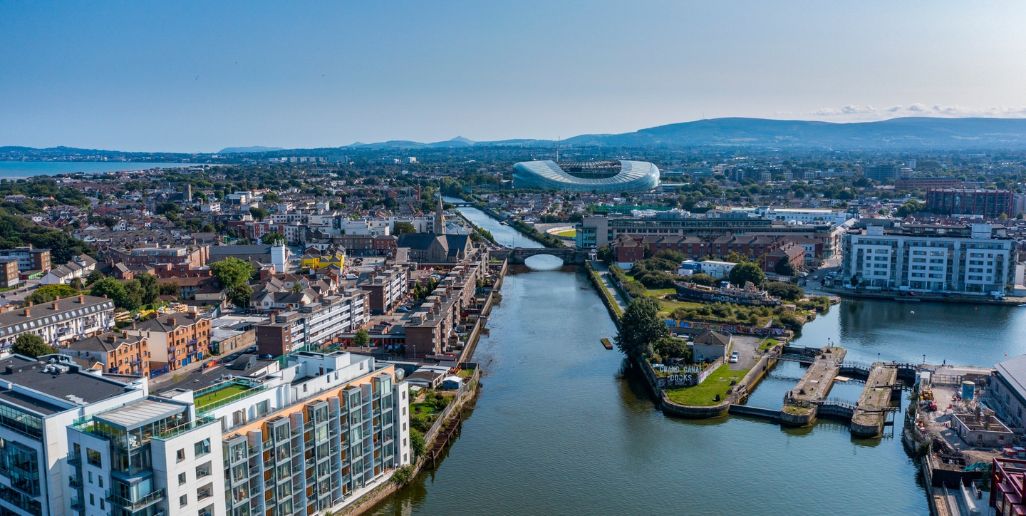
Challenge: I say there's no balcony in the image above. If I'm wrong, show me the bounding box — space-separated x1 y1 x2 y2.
108 488 165 511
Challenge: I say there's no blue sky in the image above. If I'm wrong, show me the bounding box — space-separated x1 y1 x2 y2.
2 0 1025 152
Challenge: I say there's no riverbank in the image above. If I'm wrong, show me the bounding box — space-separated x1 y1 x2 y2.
347 367 483 516
824 285 1026 306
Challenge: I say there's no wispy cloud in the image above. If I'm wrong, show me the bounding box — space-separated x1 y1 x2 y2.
806 104 1026 120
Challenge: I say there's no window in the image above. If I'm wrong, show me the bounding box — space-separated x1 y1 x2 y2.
196 461 212 478
88 471 93 484
89 493 94 506
194 438 210 457
178 472 186 485
86 448 102 467
180 494 187 507
197 483 213 501
176 448 186 463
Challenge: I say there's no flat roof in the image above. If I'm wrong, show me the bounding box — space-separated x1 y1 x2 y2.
0 356 130 412
95 398 186 429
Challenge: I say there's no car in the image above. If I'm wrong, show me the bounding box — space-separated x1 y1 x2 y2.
728 351 740 364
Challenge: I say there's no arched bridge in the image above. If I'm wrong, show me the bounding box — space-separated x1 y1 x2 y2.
495 247 590 265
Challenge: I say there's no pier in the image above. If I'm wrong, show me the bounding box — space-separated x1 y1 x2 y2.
780 346 846 426
851 364 900 437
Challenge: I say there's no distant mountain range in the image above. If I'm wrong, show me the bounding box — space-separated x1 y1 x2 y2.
218 146 284 154
8 117 1026 159
269 117 1026 152
337 117 1026 151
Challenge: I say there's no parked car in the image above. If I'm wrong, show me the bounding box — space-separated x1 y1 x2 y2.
729 351 740 363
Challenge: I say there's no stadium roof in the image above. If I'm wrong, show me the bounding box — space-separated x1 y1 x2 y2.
512 160 659 192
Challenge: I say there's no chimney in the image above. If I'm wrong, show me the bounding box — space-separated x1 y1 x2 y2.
52 300 58 311
23 305 30 317
78 294 85 304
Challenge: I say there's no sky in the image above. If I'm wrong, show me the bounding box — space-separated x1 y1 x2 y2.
2 0 1026 152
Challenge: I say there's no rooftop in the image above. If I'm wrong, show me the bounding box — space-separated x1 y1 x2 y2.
95 398 187 429
0 295 114 335
0 355 132 414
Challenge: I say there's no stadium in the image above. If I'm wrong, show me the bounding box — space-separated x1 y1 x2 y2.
512 160 660 192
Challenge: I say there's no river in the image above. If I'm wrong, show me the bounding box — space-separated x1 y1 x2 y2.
371 207 1026 515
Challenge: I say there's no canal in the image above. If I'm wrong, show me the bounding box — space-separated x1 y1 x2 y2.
372 208 1026 515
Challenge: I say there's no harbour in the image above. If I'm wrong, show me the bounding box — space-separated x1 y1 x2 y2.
366 204 1026 515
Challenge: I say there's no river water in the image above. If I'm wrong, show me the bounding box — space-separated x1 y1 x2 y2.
372 207 1026 516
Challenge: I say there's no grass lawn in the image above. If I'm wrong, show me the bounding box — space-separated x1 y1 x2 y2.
195 384 251 410
457 368 474 379
554 228 576 238
410 402 443 432
664 364 749 406
758 338 781 352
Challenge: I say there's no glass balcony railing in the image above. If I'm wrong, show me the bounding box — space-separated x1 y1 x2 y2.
108 488 165 511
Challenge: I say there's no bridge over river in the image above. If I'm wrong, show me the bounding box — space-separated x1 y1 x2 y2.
493 247 591 265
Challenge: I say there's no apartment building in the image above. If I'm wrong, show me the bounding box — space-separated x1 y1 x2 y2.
106 245 210 277
0 259 20 288
65 351 410 516
65 331 151 377
0 247 50 274
124 312 211 373
256 290 369 356
926 189 1015 219
0 295 115 350
841 223 1018 296
0 354 145 516
358 266 409 314
404 261 485 359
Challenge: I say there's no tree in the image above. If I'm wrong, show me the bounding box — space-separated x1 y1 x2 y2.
686 273 718 287
895 199 925 218
211 258 255 290
226 284 253 308
653 336 692 363
136 273 160 306
12 333 54 358
615 297 667 360
260 232 285 245
353 328 370 347
90 277 140 310
249 206 269 220
393 221 416 235
410 428 426 458
26 284 77 304
774 257 796 277
764 281 804 301
728 261 765 287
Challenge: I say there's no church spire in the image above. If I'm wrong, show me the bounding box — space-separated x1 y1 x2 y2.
434 193 446 235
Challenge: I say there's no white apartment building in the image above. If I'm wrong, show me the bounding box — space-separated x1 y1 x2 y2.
730 207 851 226
0 354 146 516
0 295 115 350
66 351 410 516
841 223 1018 296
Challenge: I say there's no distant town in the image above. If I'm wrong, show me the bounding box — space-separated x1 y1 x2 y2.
1 143 1026 515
